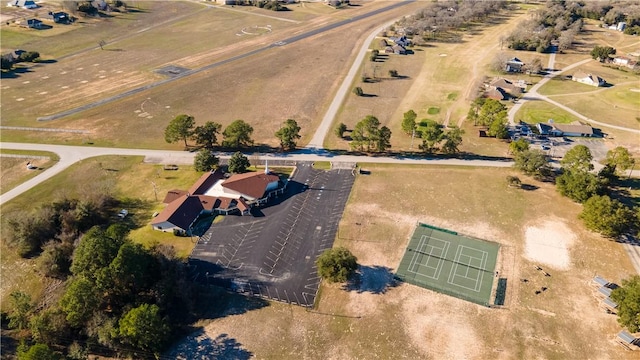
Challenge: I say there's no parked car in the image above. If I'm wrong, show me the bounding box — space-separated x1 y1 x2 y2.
117 209 128 219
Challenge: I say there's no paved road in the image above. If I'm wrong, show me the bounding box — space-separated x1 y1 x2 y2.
307 19 398 148
509 57 640 134
0 142 514 205
36 1 414 122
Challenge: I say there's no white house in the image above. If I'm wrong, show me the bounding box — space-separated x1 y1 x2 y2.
572 71 606 87
8 0 37 8
536 121 593 137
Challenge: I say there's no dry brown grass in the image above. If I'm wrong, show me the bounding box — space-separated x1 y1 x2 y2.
0 1 424 150
0 150 57 194
186 164 638 359
326 7 537 153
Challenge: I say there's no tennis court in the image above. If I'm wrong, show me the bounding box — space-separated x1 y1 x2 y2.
396 223 500 306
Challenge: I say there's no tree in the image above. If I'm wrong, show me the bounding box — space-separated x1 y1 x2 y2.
389 69 399 77
401 110 417 135
18 51 40 63
60 277 99 327
193 121 222 149
316 247 358 283
30 308 70 346
335 122 347 138
70 226 126 279
353 86 364 96
8 291 32 330
194 149 219 172
561 145 593 173
375 126 392 152
107 242 155 299
17 343 60 360
556 170 604 203
222 120 254 148
477 99 507 126
611 276 640 332
351 115 381 152
509 138 529 154
513 149 551 179
370 49 379 62
164 114 195 147
605 146 635 175
580 195 636 237
228 151 250 174
419 120 444 153
523 58 542 74
275 119 301 151
38 241 73 279
467 97 486 125
590 45 616 62
6 211 57 257
487 116 509 139
441 126 464 154
118 304 170 353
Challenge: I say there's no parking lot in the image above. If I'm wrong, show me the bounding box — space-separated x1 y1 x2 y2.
189 162 355 307
510 125 609 162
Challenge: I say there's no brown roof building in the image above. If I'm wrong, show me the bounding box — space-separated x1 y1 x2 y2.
151 170 283 234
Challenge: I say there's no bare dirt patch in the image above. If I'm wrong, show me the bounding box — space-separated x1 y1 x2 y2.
524 220 576 270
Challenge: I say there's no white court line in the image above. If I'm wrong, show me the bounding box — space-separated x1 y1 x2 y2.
447 245 490 292
407 235 450 280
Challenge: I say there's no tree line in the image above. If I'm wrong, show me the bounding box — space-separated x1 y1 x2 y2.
511 143 638 238
5 221 201 359
335 111 464 155
164 115 300 152
393 0 506 44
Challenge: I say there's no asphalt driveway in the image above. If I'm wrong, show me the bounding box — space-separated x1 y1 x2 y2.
189 162 355 307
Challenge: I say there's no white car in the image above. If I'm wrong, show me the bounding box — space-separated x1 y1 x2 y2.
117 209 128 219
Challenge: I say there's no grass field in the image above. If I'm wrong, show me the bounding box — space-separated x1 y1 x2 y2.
515 100 581 124
326 7 542 153
0 1 425 149
177 164 638 359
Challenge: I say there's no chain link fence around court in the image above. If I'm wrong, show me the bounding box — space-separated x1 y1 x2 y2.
395 223 500 307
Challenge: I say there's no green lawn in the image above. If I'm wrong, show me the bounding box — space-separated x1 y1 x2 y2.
515 101 581 124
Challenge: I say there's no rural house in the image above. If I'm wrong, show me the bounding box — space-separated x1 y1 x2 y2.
572 71 606 87
505 57 524 72
536 121 593 137
151 169 283 234
7 0 38 9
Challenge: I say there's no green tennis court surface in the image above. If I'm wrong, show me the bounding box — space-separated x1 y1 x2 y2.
396 223 500 306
